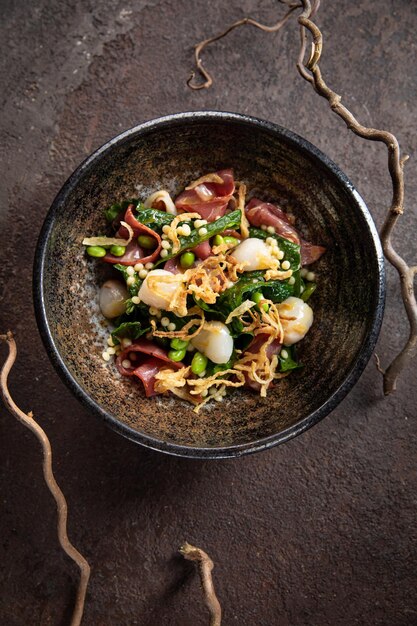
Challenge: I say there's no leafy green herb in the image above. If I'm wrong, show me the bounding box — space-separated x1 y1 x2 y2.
111 321 150 345
134 207 173 232
279 346 302 372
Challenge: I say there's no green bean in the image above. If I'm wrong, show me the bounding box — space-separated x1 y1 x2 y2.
86 246 107 258
109 245 126 257
137 235 156 249
180 251 195 269
191 351 208 375
301 282 317 302
252 291 269 312
170 338 189 350
168 348 186 362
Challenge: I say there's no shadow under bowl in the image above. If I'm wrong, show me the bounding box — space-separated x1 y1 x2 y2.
33 111 385 459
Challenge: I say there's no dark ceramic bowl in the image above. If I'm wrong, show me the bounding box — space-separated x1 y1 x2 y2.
33 111 385 459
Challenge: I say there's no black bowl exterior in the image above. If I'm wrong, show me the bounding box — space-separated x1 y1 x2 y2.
33 111 385 459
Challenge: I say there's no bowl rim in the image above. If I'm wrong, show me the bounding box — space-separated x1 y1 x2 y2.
33 110 385 459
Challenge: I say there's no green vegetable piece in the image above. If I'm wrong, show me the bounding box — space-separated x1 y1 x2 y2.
252 291 269 312
104 203 121 223
180 251 195 269
279 346 302 372
138 235 157 249
168 348 186 362
223 235 239 246
191 351 208 375
86 245 107 258
301 282 317 302
213 235 224 246
111 321 149 345
155 209 242 267
110 245 126 257
170 338 189 350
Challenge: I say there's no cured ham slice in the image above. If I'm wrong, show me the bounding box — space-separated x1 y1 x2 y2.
116 339 184 396
104 206 162 266
245 198 326 265
246 198 300 244
175 169 235 221
193 240 212 260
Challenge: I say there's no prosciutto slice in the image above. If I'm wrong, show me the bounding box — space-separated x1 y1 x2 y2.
116 338 184 397
104 205 162 266
245 198 326 265
246 198 300 244
242 334 282 392
175 169 235 222
193 240 212 260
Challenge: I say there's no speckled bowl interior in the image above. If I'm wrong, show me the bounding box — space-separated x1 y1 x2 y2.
34 112 384 458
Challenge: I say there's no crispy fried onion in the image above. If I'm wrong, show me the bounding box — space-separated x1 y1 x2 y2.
185 173 224 190
144 190 177 215
237 182 250 239
147 255 245 317
234 301 286 397
264 268 293 281
151 307 205 339
82 221 134 247
165 212 201 254
225 299 256 325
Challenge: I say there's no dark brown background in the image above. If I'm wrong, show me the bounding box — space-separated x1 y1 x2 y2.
1 1 416 624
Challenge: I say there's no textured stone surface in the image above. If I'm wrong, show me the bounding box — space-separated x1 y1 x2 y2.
0 0 416 624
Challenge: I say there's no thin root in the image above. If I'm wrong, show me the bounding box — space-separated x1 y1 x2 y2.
0 332 90 626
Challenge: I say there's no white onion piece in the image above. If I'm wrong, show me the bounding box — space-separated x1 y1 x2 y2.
277 297 314 346
99 280 129 319
138 269 183 310
144 190 177 215
191 321 233 364
231 238 275 271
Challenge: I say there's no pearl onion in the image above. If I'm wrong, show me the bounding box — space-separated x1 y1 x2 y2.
138 269 182 310
99 280 129 319
277 297 314 346
231 238 275 271
191 321 233 364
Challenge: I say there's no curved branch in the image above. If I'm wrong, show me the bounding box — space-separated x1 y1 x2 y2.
180 542 221 626
295 0 417 393
186 0 417 394
187 2 301 90
0 332 90 626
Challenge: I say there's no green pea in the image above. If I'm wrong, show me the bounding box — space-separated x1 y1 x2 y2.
109 245 126 257
137 235 157 249
170 338 189 350
252 291 269 312
301 282 317 302
213 235 224 246
191 351 208 375
180 251 195 269
223 236 239 246
86 245 107 258
168 348 186 362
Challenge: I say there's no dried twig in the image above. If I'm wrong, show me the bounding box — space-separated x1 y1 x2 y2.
180 542 222 626
293 0 416 393
187 0 417 394
187 0 302 90
0 331 90 626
